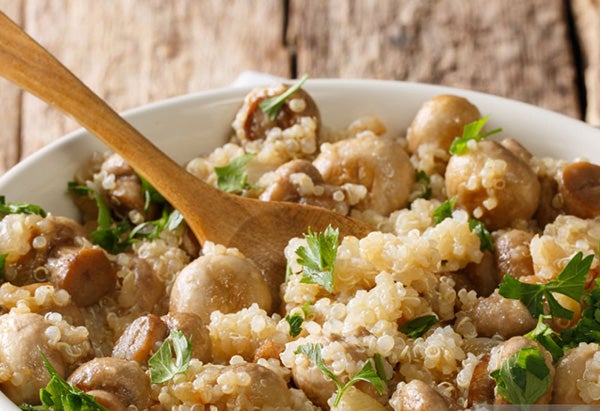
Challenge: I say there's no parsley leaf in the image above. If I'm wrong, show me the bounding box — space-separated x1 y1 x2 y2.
490 347 551 409
0 195 46 217
149 330 193 384
399 314 438 338
20 351 107 410
412 170 432 201
449 116 503 155
295 225 339 292
0 253 6 282
214 153 257 193
525 315 564 362
433 197 456 225
259 74 309 120
499 252 593 320
129 208 183 241
285 313 305 337
468 218 494 253
561 277 600 347
140 176 166 213
294 343 386 407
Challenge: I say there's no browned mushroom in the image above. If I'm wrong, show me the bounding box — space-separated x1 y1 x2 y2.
170 253 272 324
467 354 495 407
112 314 168 364
406 94 481 155
100 153 150 218
557 161 600 219
161 312 212 363
392 380 451 411
233 84 321 143
67 357 151 410
313 133 415 215
494 229 535 282
119 257 165 314
445 140 541 230
86 390 128 411
536 175 561 227
465 291 536 339
553 343 600 404
213 363 293 409
0 312 66 405
46 246 117 307
459 250 499 297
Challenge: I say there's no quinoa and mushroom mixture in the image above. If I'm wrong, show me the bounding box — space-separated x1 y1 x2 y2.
1 80 600 410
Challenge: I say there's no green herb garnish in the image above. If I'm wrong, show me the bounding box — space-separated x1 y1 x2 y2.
285 313 304 337
295 225 339 292
0 253 6 282
432 197 456 225
259 74 309 120
20 351 107 410
449 116 502 155
561 277 600 347
0 195 46 217
399 314 438 338
140 176 166 213
214 153 257 193
129 208 183 241
468 218 494 253
525 315 563 362
294 343 386 407
148 330 193 384
414 170 432 201
490 346 551 409
499 252 593 320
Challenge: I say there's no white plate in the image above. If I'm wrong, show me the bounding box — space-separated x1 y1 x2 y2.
0 79 599 409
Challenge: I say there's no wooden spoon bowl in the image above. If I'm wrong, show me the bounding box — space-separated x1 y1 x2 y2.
0 12 371 303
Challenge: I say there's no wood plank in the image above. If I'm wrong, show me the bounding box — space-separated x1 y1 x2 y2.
18 0 289 159
0 0 23 174
288 0 581 119
572 0 600 125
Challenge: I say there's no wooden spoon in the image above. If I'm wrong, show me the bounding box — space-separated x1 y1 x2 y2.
0 12 371 304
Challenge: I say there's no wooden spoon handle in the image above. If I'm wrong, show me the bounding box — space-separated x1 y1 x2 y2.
0 11 223 242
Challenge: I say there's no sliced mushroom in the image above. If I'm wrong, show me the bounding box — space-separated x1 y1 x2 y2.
233 84 321 143
445 140 541 230
86 390 128 411
494 229 535 282
259 159 349 214
465 291 536 339
536 175 561 227
112 314 168 364
119 257 165 313
558 161 600 219
67 357 151 410
467 354 494 407
161 312 212 363
46 246 117 307
313 133 415 215
406 94 481 154
100 153 149 218
0 312 66 405
391 380 451 411
459 250 498 297
169 253 272 324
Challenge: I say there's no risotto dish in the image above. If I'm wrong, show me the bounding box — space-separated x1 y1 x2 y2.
1 79 600 410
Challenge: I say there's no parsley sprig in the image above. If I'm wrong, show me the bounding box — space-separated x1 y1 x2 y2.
295 225 339 292
285 303 311 338
20 351 107 410
0 195 46 217
499 252 593 320
525 315 563 362
399 314 438 338
449 116 502 155
490 347 551 409
259 74 309 120
214 153 258 193
294 343 386 407
561 277 600 348
148 330 193 384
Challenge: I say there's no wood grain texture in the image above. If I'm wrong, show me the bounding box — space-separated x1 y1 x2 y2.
572 0 600 125
288 0 581 118
0 0 23 174
16 0 289 159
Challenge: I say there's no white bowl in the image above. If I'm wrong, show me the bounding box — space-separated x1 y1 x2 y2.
0 79 599 409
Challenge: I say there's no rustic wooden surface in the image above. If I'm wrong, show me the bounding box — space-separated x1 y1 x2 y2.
0 0 599 176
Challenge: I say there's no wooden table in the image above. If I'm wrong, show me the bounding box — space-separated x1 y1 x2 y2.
0 0 598 176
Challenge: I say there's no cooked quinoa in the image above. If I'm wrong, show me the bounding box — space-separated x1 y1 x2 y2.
1 86 600 410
